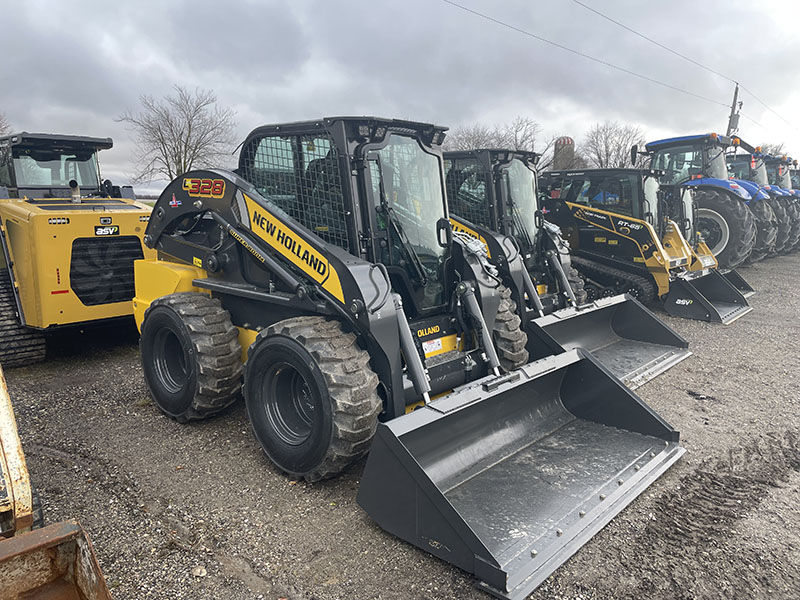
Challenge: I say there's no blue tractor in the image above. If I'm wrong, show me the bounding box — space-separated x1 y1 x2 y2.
727 141 800 256
635 133 764 268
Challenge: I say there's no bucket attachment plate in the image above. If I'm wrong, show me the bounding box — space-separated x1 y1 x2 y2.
357 350 685 600
720 269 755 298
525 295 690 389
664 270 752 324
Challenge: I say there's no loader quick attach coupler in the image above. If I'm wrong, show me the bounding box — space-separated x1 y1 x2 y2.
664 269 753 324
357 349 685 600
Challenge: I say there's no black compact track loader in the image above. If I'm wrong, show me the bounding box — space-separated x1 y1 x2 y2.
539 168 753 324
133 118 684 599
444 149 690 389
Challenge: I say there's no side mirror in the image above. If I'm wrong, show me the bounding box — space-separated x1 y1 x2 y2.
630 145 639 167
436 217 452 248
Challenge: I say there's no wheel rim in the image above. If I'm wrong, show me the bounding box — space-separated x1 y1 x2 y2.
263 363 317 446
696 208 730 256
625 286 641 299
600 287 616 298
153 329 188 393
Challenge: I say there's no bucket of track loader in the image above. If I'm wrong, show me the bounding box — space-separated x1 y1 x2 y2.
720 269 755 298
0 520 112 599
524 295 690 389
357 350 684 600
664 270 752 324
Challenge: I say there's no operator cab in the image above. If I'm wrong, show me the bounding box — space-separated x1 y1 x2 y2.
645 133 731 185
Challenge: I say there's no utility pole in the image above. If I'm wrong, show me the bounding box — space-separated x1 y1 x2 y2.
726 82 741 136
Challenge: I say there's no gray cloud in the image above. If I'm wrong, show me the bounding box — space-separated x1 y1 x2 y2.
2 0 798 190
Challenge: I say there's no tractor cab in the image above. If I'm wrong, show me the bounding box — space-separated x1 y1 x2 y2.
646 133 731 185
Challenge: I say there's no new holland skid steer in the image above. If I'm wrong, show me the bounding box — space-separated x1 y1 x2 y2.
444 149 690 389
0 132 155 367
0 364 111 599
133 117 685 599
540 167 753 324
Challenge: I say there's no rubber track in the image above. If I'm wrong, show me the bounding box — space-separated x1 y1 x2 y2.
144 293 243 422
492 284 528 372
0 269 46 368
250 317 382 482
571 256 658 304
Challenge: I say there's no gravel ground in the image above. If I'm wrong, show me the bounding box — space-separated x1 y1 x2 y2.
6 254 800 600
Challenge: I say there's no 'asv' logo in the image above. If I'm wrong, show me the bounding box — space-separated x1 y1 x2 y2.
94 225 119 236
675 298 693 306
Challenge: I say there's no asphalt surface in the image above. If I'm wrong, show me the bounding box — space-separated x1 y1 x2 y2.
6 253 800 600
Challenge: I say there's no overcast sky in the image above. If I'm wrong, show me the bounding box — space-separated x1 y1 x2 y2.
3 0 799 192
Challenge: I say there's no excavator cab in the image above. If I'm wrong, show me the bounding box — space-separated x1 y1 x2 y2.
134 118 685 598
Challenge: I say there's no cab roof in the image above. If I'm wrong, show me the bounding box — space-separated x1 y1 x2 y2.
645 133 730 152
0 132 113 150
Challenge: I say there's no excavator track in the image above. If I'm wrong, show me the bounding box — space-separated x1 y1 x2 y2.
571 256 658 304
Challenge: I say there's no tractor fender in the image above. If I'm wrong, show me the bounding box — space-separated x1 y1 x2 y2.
683 178 752 201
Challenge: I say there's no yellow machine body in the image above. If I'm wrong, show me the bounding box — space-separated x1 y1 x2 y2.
0 196 155 329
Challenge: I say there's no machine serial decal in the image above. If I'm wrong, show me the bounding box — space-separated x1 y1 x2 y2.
182 178 226 198
94 225 119 236
243 194 345 303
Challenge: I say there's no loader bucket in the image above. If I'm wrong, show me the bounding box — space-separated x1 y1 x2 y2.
357 350 684 600
0 520 111 599
664 270 752 324
524 295 690 389
720 269 755 298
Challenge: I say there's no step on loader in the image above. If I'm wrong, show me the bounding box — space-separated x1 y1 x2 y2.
540 167 753 324
133 117 685 598
0 364 111 599
0 132 156 368
445 150 690 389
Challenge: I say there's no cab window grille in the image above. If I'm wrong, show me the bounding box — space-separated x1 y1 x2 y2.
239 134 350 250
444 158 491 227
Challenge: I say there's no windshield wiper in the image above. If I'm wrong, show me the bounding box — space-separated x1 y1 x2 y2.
508 195 534 249
372 156 429 286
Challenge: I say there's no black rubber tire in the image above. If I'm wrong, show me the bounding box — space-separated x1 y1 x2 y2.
140 292 242 423
746 200 778 263
0 269 46 368
31 488 44 529
780 198 800 253
571 256 657 304
244 317 381 482
566 265 589 305
695 189 756 270
766 197 792 255
492 285 528 372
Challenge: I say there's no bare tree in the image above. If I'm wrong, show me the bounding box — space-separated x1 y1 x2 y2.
0 113 10 136
758 142 785 156
117 86 237 182
583 121 646 168
443 123 504 151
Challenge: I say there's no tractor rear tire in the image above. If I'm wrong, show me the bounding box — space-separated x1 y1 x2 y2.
244 317 381 482
781 198 800 252
0 269 46 368
140 292 242 423
492 285 528 372
767 197 792 255
695 189 756 269
746 200 778 263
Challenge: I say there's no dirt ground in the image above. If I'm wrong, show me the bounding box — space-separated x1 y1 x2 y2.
6 254 800 600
